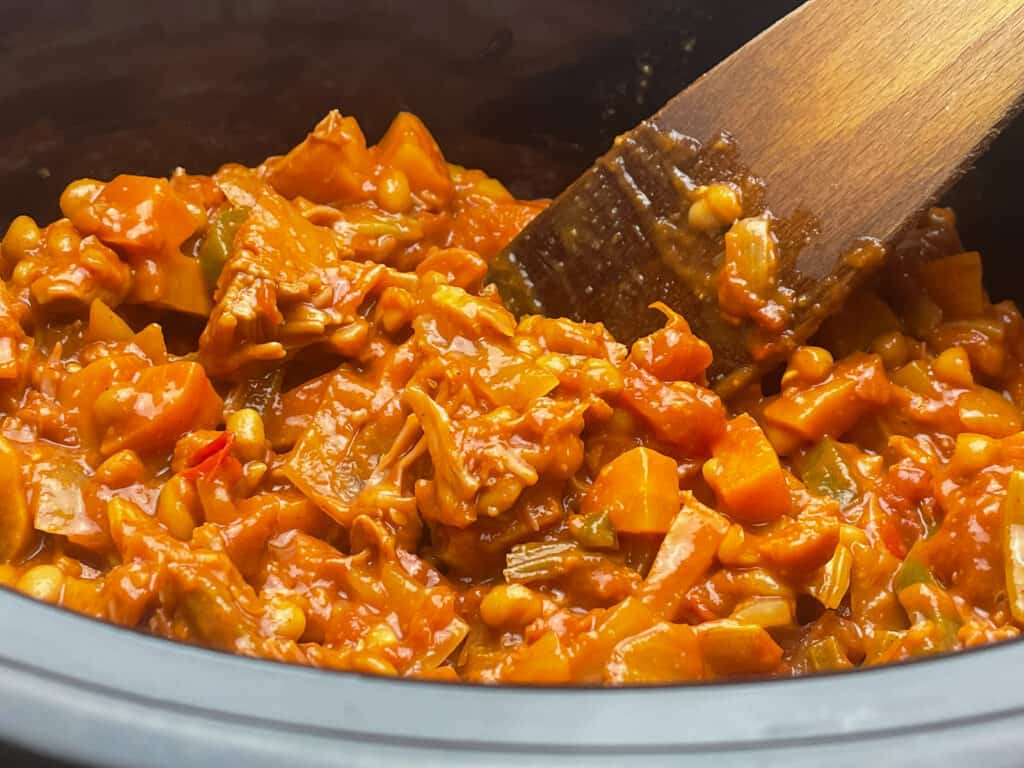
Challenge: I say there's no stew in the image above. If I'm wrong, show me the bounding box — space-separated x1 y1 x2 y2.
1 111 1022 684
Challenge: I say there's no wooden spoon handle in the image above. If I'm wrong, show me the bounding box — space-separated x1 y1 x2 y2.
656 0 1024 281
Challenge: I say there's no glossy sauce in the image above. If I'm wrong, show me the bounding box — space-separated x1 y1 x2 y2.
0 112 1022 684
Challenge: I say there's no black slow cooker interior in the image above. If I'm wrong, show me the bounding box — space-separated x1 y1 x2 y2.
1 1 1023 765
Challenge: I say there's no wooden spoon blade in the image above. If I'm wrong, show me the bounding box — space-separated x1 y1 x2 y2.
491 0 1024 390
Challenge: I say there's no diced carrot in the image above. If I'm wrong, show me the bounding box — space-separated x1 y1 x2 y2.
264 110 372 204
96 361 223 456
568 596 660 682
503 631 572 684
703 414 791 524
78 174 199 256
619 365 726 456
375 112 452 207
762 354 890 441
583 447 680 534
919 251 985 319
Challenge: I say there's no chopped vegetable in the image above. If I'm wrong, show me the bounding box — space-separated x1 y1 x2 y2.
198 207 248 288
697 620 784 677
569 509 618 550
2 112 1023 687
805 637 853 672
504 541 582 584
605 622 703 684
86 299 133 343
718 215 785 328
919 251 985 319
807 543 853 610
762 354 890 442
95 361 223 456
799 438 860 508
892 548 937 595
0 437 32 562
896 581 962 653
729 596 793 627
703 414 791 524
639 493 730 617
1004 470 1024 623
583 446 680 534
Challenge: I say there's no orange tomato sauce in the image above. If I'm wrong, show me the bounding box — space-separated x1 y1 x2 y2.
1 111 1022 684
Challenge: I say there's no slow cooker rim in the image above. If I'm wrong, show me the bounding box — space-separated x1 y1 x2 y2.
2 585 1023 758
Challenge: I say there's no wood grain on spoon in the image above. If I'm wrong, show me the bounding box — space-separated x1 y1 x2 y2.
491 0 1024 390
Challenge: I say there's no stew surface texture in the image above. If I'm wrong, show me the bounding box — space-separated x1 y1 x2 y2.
1 111 1022 684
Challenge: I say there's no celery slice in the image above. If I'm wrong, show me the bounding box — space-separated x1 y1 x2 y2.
1003 470 1024 623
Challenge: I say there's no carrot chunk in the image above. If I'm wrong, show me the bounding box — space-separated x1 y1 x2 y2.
95 361 223 456
584 447 680 534
703 414 791 524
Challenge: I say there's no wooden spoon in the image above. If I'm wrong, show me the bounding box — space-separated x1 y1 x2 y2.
489 0 1024 392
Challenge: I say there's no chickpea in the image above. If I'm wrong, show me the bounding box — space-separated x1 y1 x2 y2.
93 384 134 427
781 346 834 389
1 215 41 266
263 596 307 641
934 346 973 388
16 564 65 604
688 183 743 232
45 219 81 256
59 178 103 229
870 331 911 369
156 475 200 540
375 286 415 335
226 408 267 462
242 460 268 492
363 622 399 651
479 583 543 629
377 169 412 214
95 449 145 487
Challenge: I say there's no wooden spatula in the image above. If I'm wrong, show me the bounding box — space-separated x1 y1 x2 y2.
489 0 1024 392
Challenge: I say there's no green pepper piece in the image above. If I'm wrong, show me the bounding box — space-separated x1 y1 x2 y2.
799 438 860 508
892 542 937 595
198 207 248 288
569 509 618 550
